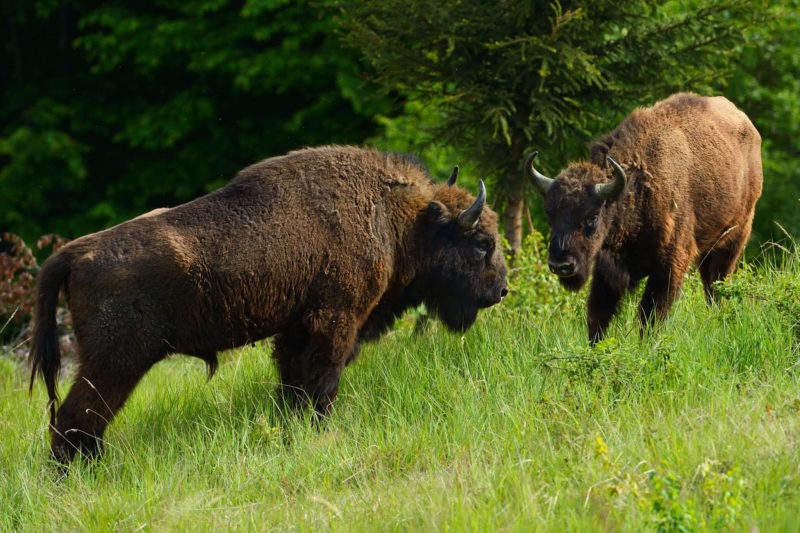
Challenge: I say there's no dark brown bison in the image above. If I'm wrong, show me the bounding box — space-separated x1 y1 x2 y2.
30 145 509 465
527 93 762 343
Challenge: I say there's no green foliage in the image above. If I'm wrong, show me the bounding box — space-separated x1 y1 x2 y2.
1 0 389 242
502 231 576 315
365 100 483 190
648 470 698 532
592 438 747 531
0 100 87 239
698 460 745 530
2 0 796 253
714 248 800 340
722 0 800 243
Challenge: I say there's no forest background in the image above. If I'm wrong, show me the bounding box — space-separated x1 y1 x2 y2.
2 0 798 252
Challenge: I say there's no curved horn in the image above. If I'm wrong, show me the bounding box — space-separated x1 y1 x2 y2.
594 156 627 200
525 152 555 196
457 180 486 229
446 165 459 186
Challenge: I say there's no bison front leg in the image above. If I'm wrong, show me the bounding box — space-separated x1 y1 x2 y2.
587 254 628 344
587 281 624 345
273 323 357 416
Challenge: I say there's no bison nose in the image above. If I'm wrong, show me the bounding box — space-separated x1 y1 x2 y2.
548 259 575 277
495 283 509 303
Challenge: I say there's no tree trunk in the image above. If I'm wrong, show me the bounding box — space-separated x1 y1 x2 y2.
504 172 525 259
503 142 526 261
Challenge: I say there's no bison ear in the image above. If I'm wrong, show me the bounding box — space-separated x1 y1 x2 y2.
590 141 610 167
446 165 459 186
426 200 452 225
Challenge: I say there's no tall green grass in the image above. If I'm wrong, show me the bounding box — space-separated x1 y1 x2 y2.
2 244 799 531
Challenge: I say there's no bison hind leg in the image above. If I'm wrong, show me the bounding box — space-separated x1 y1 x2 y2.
51 364 155 467
50 340 165 468
698 226 750 303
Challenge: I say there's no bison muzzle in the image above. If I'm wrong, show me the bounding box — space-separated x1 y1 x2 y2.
29 146 508 466
528 93 762 343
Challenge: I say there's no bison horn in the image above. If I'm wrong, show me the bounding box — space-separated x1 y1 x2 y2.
447 165 459 186
457 180 486 229
594 156 627 200
525 152 555 196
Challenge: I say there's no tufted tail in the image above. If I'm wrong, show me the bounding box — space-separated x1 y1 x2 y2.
28 251 70 429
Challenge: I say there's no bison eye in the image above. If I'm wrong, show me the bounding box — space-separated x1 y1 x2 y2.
585 214 599 231
472 240 491 261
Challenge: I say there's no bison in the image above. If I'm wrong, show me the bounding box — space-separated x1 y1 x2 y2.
527 93 762 343
29 145 509 465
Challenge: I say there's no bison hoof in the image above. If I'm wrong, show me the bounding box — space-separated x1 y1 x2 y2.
50 430 104 469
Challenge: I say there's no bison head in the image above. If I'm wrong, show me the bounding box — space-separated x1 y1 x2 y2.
527 152 627 291
420 169 509 331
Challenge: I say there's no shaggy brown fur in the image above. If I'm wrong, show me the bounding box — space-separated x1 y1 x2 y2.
531 93 762 343
29 145 508 465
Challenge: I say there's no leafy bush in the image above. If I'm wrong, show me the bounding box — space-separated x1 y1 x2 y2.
0 233 69 349
714 253 800 339
502 231 577 317
592 437 746 532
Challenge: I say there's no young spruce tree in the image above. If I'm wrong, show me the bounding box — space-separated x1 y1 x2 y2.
339 0 771 255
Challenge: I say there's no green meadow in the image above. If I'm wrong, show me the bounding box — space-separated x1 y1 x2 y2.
2 241 799 532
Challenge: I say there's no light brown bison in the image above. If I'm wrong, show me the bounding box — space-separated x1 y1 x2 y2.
528 93 762 343
30 145 508 465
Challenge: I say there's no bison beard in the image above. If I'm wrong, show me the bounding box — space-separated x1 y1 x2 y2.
557 271 589 293
529 93 762 343
428 283 481 332
28 146 508 467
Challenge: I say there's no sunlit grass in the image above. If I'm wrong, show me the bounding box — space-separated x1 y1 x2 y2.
2 250 799 531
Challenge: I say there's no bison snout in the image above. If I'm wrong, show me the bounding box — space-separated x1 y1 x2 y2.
483 281 509 306
548 259 576 277
495 282 509 303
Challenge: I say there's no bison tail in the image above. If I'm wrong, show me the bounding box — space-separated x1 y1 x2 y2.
28 250 70 428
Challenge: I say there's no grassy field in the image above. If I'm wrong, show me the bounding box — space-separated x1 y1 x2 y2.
2 245 799 532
